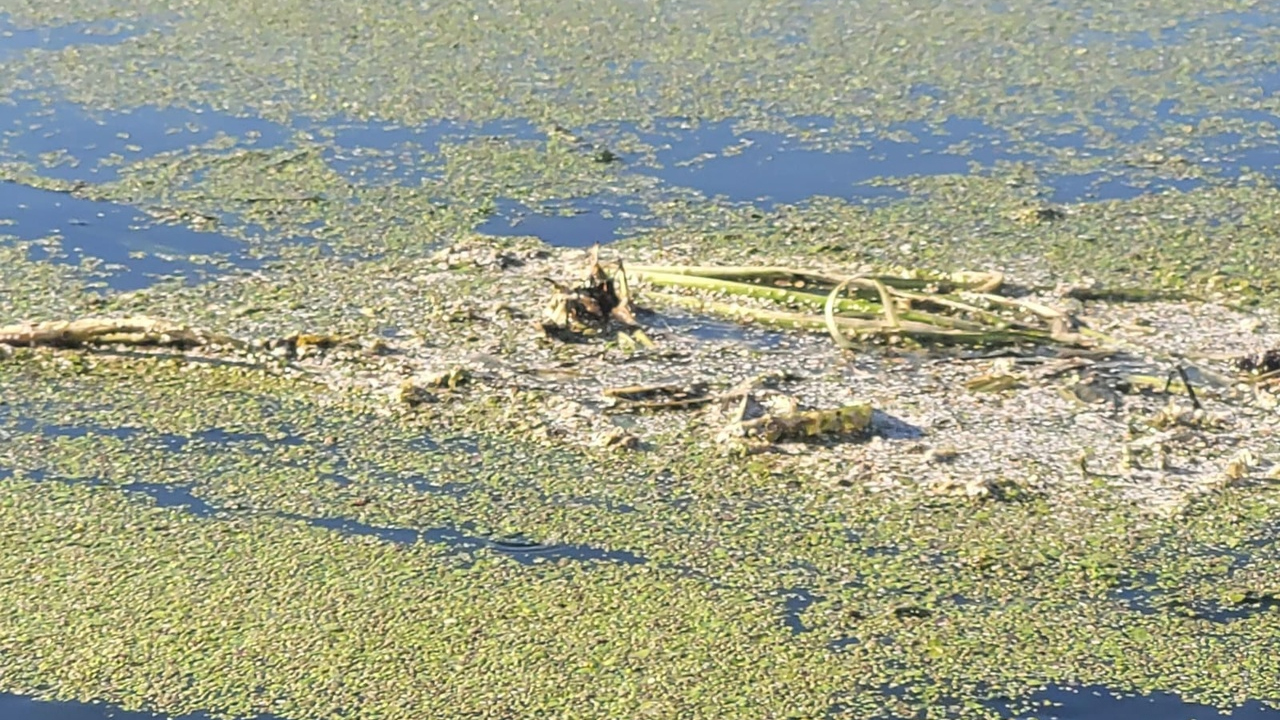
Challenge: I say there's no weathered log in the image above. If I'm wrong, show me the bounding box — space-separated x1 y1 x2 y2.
0 317 235 349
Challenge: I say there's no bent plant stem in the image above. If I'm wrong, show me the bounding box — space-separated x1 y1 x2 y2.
870 277 900 329
825 279 856 349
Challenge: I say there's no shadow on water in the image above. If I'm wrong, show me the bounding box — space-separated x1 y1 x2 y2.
122 482 219 517
1 461 643 567
3 407 638 566
1118 583 1280 624
0 180 255 291
0 692 279 720
0 467 221 517
301 514 646 565
779 587 820 634
5 411 307 453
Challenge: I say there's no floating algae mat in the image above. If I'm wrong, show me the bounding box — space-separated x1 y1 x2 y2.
5 240 1280 720
2 239 1280 717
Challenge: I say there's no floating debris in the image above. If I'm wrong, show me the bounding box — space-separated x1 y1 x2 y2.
262 332 353 359
1235 348 1280 376
1145 400 1230 432
592 426 641 450
398 366 471 406
422 366 471 390
716 403 872 448
540 246 638 340
964 373 1022 393
397 380 437 407
713 373 872 452
923 444 960 464
0 316 235 349
1008 203 1066 224
603 381 714 410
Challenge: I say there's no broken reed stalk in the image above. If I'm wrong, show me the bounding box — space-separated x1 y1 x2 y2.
629 267 881 314
627 265 1004 294
653 291 1055 345
628 264 1086 347
629 267 1029 330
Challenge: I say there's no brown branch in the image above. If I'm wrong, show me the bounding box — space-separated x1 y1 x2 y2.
0 317 240 350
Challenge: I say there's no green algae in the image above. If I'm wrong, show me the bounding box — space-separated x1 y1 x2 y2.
0 479 815 719
4 346 1280 717
0 241 96 318
6 0 1280 138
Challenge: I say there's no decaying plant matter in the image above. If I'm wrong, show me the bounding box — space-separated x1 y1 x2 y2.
713 372 872 452
1235 348 1280 376
602 370 872 452
539 246 638 339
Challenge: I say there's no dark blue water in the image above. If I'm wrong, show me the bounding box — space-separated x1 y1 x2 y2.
827 684 1280 719
0 693 280 720
0 179 253 290
0 14 144 58
3 89 1280 257
4 684 1276 720
475 196 649 247
5 6 1280 262
1002 685 1280 720
0 98 290 183
634 116 1016 206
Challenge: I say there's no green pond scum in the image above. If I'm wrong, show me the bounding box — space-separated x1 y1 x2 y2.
3 0 1280 718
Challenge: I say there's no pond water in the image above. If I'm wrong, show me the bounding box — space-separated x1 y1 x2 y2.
0 179 253 290
4 9 1280 264
5 684 1278 720
0 693 278 720
999 685 1280 720
4 91 1278 257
